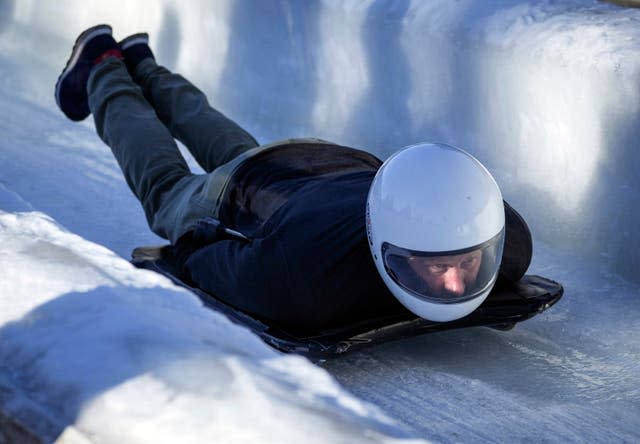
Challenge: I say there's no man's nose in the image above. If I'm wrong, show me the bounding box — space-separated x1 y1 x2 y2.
443 267 465 296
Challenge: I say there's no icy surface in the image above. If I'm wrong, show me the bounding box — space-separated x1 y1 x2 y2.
1 0 639 442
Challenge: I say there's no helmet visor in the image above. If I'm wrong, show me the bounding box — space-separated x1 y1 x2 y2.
382 230 504 304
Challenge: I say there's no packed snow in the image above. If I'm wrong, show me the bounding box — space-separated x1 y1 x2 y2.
1 0 639 442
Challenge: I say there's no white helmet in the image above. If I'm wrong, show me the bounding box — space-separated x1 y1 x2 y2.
366 142 505 322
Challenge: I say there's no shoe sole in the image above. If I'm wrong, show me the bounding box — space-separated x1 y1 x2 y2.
119 33 149 50
54 24 113 114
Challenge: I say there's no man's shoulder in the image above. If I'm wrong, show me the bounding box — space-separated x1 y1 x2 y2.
258 137 336 149
256 138 383 168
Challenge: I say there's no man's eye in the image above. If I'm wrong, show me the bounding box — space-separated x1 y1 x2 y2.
428 264 448 274
461 258 477 269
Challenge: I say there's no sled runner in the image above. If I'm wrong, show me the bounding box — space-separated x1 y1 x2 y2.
131 245 563 361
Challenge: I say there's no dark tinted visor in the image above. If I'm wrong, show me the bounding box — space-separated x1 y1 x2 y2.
382 230 504 304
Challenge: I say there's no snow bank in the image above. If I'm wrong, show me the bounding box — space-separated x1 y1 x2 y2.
0 205 420 443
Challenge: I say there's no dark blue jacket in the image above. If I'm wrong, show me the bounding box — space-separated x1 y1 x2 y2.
178 142 408 330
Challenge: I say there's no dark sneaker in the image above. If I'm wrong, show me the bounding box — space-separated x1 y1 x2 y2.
119 33 155 75
55 24 122 121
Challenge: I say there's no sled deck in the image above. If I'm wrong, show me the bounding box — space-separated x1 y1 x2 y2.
132 245 563 361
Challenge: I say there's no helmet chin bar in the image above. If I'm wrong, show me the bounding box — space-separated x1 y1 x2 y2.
392 284 489 322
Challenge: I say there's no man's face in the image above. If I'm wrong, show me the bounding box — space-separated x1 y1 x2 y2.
408 250 482 298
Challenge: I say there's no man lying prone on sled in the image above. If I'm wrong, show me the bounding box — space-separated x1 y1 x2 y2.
55 25 533 331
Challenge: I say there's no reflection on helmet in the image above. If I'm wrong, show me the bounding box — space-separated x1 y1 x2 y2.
366 142 505 322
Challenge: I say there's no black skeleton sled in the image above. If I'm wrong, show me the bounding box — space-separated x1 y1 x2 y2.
131 243 563 361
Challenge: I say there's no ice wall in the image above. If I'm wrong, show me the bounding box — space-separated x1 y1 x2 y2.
203 0 640 282
2 0 639 281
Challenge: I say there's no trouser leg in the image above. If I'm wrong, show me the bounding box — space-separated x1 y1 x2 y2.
131 59 259 172
87 57 213 243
